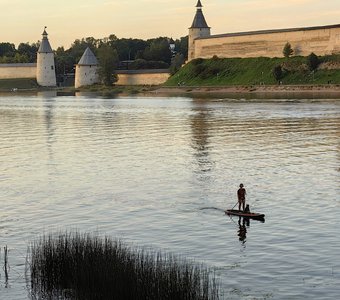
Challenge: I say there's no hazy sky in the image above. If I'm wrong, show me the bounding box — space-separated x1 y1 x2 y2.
2 0 340 48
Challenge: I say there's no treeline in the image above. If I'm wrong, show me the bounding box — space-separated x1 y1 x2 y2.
0 35 188 75
0 42 39 63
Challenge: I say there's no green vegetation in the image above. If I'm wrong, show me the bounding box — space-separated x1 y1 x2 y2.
0 42 38 63
97 44 119 86
1 35 188 78
0 78 38 90
29 232 220 300
283 42 294 58
75 84 157 96
165 55 340 86
307 52 320 71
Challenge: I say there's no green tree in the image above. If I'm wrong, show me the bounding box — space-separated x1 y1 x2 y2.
143 37 172 64
17 42 39 62
68 38 98 64
54 46 75 76
0 42 16 57
283 42 294 58
170 53 185 75
97 44 118 86
272 65 284 82
307 52 320 71
174 36 188 60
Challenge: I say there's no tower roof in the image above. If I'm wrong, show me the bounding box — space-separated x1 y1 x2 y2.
190 1 209 28
77 47 98 66
38 27 53 53
196 0 203 7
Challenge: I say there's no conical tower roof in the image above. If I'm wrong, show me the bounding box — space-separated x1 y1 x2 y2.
190 1 209 29
38 27 53 53
77 47 98 66
196 0 203 7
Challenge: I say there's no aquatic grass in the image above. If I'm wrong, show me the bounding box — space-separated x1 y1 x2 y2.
2 246 9 287
28 232 220 300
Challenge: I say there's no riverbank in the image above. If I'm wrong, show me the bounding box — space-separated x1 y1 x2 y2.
2 78 340 99
151 84 340 98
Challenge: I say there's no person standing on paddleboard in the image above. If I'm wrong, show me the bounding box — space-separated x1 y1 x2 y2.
237 183 246 211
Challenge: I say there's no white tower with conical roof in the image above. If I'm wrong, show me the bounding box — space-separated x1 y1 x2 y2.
37 27 56 87
75 47 99 88
188 1 211 61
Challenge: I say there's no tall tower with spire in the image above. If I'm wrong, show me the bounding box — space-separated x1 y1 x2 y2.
188 1 211 61
36 27 56 87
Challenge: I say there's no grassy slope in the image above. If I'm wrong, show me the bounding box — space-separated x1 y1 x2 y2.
165 56 340 86
0 78 38 90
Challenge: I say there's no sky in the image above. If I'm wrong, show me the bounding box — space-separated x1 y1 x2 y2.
1 0 340 49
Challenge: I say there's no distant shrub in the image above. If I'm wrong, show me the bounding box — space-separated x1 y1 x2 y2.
129 59 169 69
191 58 204 66
170 53 185 75
272 65 284 82
283 42 294 58
192 63 205 77
200 66 224 79
307 52 320 71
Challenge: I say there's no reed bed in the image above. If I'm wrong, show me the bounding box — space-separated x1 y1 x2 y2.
28 232 220 300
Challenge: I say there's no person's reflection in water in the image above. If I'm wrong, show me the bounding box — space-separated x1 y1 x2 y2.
237 217 249 244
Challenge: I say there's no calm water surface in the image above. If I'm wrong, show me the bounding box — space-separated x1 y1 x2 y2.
0 93 339 299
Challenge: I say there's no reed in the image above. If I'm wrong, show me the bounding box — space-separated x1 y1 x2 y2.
1 245 9 288
28 232 220 300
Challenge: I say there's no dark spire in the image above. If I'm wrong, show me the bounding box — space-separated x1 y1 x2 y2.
196 0 203 8
38 26 53 53
190 1 209 29
42 26 48 36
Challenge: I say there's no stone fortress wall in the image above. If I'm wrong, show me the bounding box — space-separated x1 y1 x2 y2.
0 64 36 79
0 63 170 86
189 1 340 60
193 25 340 59
115 70 170 85
2 2 340 85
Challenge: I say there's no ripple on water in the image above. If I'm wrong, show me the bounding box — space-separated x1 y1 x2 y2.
0 96 339 299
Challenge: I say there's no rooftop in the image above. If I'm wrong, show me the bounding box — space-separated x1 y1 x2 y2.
77 47 98 66
190 7 209 29
38 29 53 53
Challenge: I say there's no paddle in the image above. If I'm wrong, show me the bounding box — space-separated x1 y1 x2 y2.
231 201 239 210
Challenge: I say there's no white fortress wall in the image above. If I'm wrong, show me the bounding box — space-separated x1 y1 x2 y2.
116 70 170 85
0 64 37 79
194 26 340 59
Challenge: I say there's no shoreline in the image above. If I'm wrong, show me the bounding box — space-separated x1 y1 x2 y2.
151 85 340 98
2 84 340 99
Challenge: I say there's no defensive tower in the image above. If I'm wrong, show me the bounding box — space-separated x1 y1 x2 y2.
75 47 99 88
36 27 56 87
188 0 211 61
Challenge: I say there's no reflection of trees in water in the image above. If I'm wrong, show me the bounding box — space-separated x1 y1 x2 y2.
336 118 340 173
43 97 56 161
190 99 214 179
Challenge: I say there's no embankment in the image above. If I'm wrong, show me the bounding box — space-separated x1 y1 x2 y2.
165 55 340 86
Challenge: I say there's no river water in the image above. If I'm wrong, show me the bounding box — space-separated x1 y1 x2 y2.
0 92 339 299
